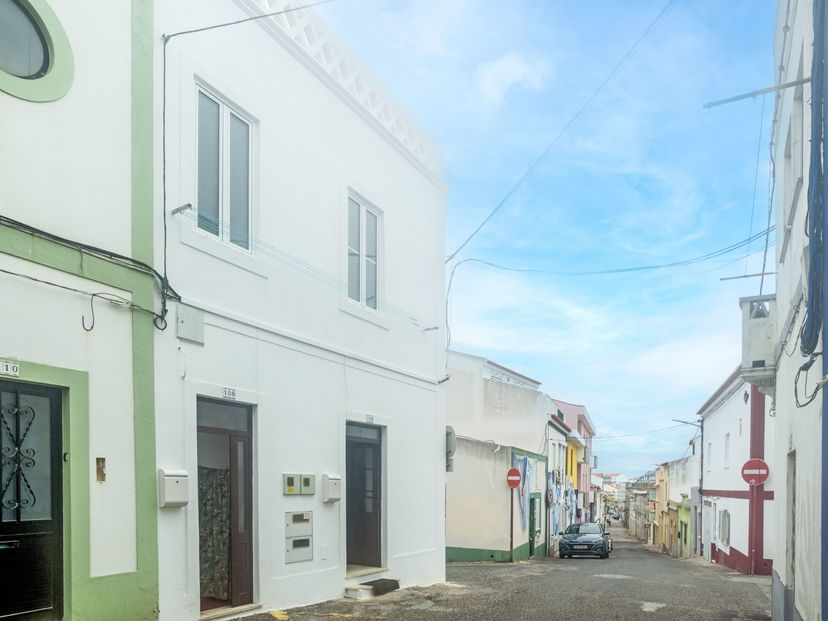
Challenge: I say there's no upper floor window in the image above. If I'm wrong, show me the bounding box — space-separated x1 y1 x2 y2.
197 88 251 250
347 195 380 310
0 0 73 102
0 0 48 78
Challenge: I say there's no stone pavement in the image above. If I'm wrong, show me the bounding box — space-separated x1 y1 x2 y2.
237 526 772 620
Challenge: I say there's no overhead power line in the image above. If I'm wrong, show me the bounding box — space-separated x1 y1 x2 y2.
445 0 679 263
449 225 774 279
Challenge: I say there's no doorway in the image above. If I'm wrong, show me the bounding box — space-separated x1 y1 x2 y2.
197 398 253 611
346 423 382 570
0 381 63 620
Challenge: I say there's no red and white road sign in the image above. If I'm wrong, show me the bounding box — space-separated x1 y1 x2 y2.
506 467 522 489
741 458 770 486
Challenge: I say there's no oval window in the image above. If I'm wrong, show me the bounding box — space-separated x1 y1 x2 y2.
0 0 49 78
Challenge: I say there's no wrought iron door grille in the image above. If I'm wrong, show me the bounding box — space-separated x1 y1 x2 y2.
1 400 38 516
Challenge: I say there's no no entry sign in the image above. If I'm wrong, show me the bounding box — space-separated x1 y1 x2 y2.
741 458 770 486
506 467 521 489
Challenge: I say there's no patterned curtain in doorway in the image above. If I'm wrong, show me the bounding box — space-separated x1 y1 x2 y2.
198 466 231 601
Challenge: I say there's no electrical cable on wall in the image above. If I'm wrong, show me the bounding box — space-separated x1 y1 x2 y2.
0 266 165 330
799 0 824 356
0 214 178 330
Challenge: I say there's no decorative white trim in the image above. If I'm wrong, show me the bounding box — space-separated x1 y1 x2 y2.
232 0 445 190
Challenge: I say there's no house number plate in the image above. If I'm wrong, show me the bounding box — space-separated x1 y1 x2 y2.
222 387 237 400
0 360 20 377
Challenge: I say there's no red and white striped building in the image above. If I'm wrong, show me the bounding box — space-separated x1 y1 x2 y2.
699 368 775 575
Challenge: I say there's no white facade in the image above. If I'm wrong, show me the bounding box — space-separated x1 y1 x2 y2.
153 1 446 618
445 438 546 561
447 350 549 450
700 372 775 576
757 0 823 618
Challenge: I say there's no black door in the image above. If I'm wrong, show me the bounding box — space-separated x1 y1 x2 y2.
0 382 63 620
346 423 381 568
197 398 252 611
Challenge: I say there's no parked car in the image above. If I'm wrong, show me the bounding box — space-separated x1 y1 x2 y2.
558 522 612 559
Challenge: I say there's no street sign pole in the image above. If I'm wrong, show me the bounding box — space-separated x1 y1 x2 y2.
509 487 514 563
506 467 521 563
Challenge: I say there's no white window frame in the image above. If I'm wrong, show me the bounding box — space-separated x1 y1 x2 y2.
724 433 730 468
346 192 382 311
195 85 253 252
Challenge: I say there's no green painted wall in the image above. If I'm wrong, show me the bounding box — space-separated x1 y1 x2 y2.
0 1 159 618
446 547 512 563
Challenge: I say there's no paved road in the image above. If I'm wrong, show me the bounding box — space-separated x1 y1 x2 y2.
243 527 771 620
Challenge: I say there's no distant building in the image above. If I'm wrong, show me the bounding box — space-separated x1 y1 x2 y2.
554 400 597 522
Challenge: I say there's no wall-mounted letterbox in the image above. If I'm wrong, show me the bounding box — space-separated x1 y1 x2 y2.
158 469 189 508
286 536 313 563
322 474 341 503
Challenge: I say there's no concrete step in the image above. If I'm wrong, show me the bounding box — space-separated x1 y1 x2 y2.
344 578 401 600
344 585 374 600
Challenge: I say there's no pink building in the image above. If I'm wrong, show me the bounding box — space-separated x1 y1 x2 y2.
553 400 597 522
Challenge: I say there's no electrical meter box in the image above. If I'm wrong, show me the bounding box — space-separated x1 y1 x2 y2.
158 469 189 508
283 473 300 495
300 474 316 495
285 511 313 538
285 512 313 563
322 474 342 502
286 536 313 563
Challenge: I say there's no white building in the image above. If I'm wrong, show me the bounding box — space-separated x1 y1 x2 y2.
153 1 447 618
0 2 163 619
445 437 547 562
699 369 775 576
738 1 823 618
446 350 570 558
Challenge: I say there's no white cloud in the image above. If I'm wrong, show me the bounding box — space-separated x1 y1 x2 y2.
476 53 549 105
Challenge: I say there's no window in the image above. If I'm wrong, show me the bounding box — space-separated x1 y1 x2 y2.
0 0 48 78
724 433 730 467
197 89 251 250
0 0 73 102
718 509 730 546
347 195 380 310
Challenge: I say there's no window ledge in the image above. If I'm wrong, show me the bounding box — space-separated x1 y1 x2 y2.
339 295 390 330
179 219 268 279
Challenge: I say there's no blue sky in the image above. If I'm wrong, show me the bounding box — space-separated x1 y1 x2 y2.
316 1 777 476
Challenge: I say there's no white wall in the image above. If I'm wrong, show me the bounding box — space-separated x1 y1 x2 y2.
0 255 137 576
770 1 822 617
447 351 552 452
446 438 511 552
153 1 446 617
0 2 134 255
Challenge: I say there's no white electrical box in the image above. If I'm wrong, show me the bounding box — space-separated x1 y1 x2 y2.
300 474 316 495
283 473 300 495
322 474 342 503
286 536 313 563
158 469 189 508
285 511 313 538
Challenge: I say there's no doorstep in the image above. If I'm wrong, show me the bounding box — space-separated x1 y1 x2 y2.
199 603 261 621
345 564 388 579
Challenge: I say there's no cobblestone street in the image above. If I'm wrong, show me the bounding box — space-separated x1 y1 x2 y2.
243 528 772 621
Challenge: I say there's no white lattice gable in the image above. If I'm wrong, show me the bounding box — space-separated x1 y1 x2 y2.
236 0 443 180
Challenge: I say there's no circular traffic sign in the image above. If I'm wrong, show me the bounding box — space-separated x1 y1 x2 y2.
506 467 521 489
741 458 770 485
